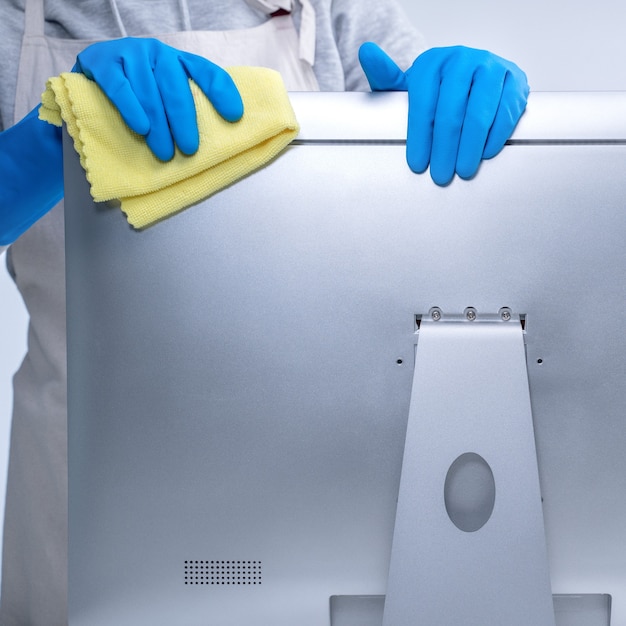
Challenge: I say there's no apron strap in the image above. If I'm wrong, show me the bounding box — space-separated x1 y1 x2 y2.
244 0 316 66
297 0 316 67
23 0 45 37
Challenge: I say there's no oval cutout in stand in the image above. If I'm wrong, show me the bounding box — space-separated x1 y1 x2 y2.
444 452 496 532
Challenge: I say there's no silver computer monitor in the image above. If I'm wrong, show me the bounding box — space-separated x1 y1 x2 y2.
64 91 626 625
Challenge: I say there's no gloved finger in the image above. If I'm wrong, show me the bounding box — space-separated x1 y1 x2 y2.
152 52 200 156
181 53 244 123
404 50 443 174
358 42 408 91
122 52 176 161
455 63 507 180
428 59 475 185
482 68 529 159
75 46 151 137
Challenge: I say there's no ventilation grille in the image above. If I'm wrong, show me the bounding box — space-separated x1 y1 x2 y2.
184 560 262 585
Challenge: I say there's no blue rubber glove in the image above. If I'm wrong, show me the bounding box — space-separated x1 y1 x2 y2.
74 37 245 161
0 106 63 246
359 43 529 185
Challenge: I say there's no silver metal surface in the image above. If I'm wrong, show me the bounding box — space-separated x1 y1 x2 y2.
64 92 626 625
290 91 626 142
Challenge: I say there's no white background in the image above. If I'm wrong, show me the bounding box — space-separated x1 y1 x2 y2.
1 0 626 577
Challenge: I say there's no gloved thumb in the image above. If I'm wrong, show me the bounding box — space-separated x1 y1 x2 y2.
358 42 408 91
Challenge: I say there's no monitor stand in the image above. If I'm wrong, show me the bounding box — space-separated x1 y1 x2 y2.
381 308 556 626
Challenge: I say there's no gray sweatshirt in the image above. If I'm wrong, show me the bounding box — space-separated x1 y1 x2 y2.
0 0 425 130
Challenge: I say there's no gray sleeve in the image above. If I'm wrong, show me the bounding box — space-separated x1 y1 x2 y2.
330 0 426 91
0 1 26 131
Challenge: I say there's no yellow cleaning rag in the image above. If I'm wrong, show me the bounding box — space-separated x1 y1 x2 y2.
40 67 299 229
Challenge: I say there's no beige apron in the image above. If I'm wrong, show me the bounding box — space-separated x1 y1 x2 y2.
2 1 317 623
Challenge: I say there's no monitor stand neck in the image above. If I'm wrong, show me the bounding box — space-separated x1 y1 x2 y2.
382 311 555 626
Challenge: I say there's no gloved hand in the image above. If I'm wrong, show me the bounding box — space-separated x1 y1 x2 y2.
0 106 63 246
359 42 529 185
74 37 244 161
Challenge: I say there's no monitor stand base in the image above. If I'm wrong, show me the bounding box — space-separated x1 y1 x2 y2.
381 310 556 626
330 594 610 626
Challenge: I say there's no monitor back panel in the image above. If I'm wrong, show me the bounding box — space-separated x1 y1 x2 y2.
64 92 626 625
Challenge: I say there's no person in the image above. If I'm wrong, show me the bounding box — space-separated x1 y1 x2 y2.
0 0 529 623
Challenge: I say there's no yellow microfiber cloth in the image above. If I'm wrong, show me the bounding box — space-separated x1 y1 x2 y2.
39 67 299 229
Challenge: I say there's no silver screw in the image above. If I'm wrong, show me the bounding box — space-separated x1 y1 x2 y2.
430 307 442 321
499 307 512 322
465 307 477 322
